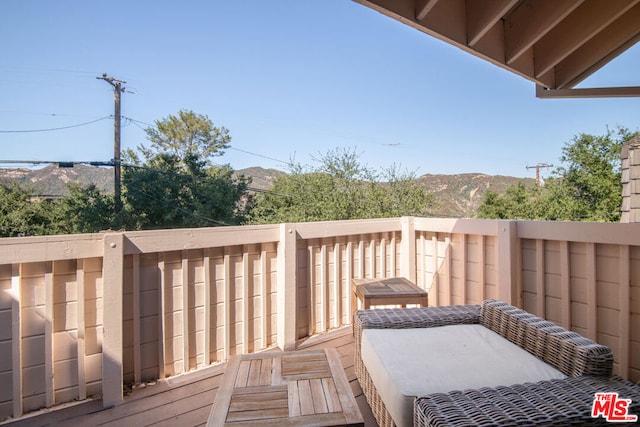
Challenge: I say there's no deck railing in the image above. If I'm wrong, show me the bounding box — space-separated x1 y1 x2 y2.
1 217 639 419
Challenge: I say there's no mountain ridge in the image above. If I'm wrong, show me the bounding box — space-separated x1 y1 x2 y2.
0 164 534 217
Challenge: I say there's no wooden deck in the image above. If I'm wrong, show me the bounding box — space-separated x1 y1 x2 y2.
1 327 378 427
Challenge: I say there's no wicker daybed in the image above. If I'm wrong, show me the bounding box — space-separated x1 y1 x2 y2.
354 299 640 426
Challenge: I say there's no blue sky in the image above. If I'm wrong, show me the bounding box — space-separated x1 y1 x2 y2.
1 1 639 179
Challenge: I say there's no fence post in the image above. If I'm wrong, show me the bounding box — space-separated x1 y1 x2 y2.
277 224 297 351
102 233 124 407
401 216 416 283
497 221 518 305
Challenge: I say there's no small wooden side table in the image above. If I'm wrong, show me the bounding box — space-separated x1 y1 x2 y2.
351 277 428 314
207 348 363 426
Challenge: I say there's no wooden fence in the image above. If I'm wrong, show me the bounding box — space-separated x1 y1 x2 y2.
1 217 638 419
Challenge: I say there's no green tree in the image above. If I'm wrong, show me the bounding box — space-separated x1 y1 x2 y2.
554 128 632 221
54 183 114 233
249 148 432 224
122 112 250 230
476 182 540 220
0 184 56 237
140 109 230 166
477 127 637 221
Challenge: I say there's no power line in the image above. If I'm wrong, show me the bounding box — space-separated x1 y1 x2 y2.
0 110 105 118
121 115 290 166
0 116 111 133
123 116 153 128
0 159 112 166
1 66 101 75
227 146 289 165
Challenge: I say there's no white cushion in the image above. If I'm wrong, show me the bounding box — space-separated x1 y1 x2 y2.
361 324 567 427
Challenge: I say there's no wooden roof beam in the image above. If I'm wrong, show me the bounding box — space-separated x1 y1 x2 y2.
534 0 640 79
505 0 584 65
536 85 640 98
553 4 640 89
415 0 440 21
467 0 519 47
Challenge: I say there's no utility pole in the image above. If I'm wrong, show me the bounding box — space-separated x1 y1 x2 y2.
526 163 553 185
97 73 126 215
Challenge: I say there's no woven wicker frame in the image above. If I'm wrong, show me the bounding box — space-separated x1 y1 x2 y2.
414 376 640 426
353 300 616 427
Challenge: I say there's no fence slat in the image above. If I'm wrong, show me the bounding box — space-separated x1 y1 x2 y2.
560 241 571 329
346 241 353 318
401 217 416 282
203 250 211 366
76 260 86 400
320 244 327 332
444 237 452 306
260 247 268 349
418 232 425 288
158 254 166 379
12 264 23 418
369 238 376 278
308 244 315 335
619 245 630 378
586 243 597 341
223 248 231 360
357 239 365 279
390 233 397 277
333 241 340 329
132 254 141 384
480 235 486 301
242 249 249 355
182 253 189 373
45 262 54 408
536 239 545 318
431 236 439 306
380 237 386 277
461 234 467 305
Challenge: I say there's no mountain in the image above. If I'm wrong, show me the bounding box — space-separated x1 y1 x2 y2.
235 167 287 191
417 173 534 217
0 164 533 217
0 165 282 195
0 164 114 196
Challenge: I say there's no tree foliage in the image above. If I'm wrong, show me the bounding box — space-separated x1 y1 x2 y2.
122 153 251 229
248 148 432 224
55 183 114 234
477 127 637 222
122 111 250 230
0 111 248 236
0 184 54 237
140 109 230 166
0 182 115 237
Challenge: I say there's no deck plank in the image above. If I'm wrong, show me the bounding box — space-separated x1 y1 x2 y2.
1 326 378 427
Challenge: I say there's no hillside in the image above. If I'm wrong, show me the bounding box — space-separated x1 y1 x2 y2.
417 173 534 217
0 164 533 217
0 165 286 195
234 167 287 191
0 164 114 196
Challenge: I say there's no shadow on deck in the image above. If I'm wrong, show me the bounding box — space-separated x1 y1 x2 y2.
2 327 377 427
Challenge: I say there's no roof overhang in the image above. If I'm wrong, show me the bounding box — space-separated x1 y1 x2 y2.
353 0 640 98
